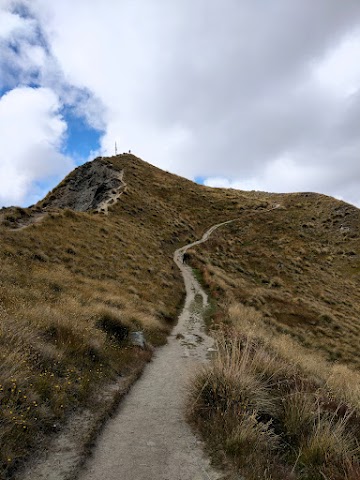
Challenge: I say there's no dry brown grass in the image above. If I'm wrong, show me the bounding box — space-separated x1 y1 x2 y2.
189 302 360 479
185 196 360 478
0 207 176 476
187 193 360 367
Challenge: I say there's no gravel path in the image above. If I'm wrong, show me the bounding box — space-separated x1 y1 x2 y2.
76 222 234 480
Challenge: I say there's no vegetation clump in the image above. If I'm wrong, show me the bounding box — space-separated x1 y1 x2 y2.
189 302 360 479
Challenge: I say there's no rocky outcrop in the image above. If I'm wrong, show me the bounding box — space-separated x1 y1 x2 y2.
42 158 125 212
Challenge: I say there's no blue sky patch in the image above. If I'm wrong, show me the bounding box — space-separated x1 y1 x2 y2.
0 86 13 98
194 176 205 185
61 106 103 163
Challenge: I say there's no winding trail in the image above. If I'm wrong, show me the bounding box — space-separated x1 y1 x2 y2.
78 206 280 479
77 221 240 480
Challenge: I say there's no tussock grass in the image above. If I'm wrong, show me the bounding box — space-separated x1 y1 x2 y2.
189 302 360 479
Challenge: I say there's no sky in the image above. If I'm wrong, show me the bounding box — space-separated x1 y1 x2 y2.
2 1 360 207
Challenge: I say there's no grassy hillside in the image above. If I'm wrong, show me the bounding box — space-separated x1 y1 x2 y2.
1 154 360 479
186 194 360 479
187 192 360 366
0 154 263 478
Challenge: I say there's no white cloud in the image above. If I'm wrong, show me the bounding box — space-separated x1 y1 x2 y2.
204 154 360 207
0 86 75 206
0 6 47 89
29 0 179 158
204 176 261 192
28 2 360 186
3 1 360 207
204 156 327 192
313 31 360 97
0 9 24 37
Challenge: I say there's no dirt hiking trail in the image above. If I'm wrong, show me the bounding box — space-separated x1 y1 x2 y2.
77 221 238 480
77 208 280 480
16 207 278 479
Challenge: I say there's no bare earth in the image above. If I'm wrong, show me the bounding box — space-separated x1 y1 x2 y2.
76 223 234 480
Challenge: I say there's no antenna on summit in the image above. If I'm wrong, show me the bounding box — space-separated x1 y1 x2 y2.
115 142 118 155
